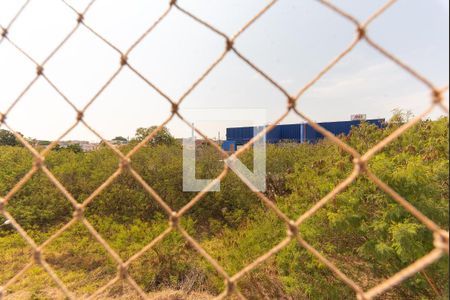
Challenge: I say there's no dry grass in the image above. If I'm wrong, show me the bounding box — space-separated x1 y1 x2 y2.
5 289 213 300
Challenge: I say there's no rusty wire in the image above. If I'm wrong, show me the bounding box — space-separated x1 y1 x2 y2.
0 0 449 299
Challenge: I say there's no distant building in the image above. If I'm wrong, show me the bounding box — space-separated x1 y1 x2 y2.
80 143 99 152
58 141 99 152
223 118 385 151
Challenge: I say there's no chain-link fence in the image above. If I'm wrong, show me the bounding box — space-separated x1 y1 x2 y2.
0 0 448 299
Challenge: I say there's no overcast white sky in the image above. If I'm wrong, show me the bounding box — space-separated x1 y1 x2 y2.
0 0 448 141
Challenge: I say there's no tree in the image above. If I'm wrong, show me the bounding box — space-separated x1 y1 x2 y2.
65 144 83 153
112 136 128 144
133 126 176 146
0 129 20 146
389 109 414 126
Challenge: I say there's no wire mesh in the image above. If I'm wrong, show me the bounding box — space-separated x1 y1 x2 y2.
0 0 448 299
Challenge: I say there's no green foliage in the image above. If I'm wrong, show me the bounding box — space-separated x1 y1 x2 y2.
133 126 176 146
64 144 83 153
0 129 21 146
0 115 448 299
0 217 205 297
274 115 449 299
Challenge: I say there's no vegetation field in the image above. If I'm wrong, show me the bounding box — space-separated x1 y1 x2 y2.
0 113 448 299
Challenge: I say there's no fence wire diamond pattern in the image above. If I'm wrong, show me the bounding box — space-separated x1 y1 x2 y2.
0 0 449 299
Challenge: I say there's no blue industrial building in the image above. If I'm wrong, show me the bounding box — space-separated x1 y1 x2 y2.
223 119 385 151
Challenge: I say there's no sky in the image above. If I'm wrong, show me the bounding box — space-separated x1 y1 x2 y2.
0 0 448 142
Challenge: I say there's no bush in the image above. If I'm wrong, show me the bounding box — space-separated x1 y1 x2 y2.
0 115 448 299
